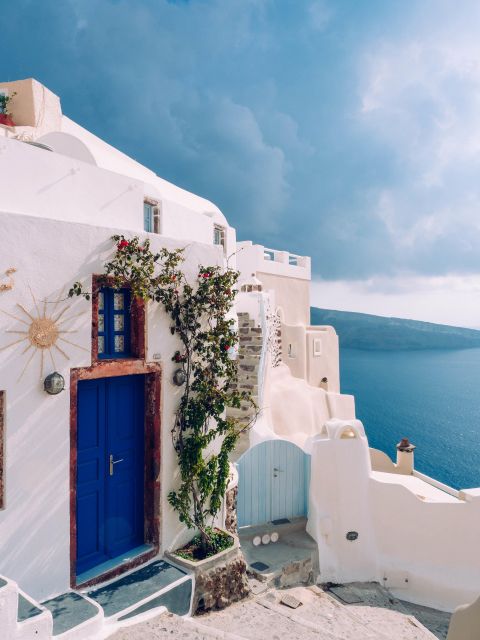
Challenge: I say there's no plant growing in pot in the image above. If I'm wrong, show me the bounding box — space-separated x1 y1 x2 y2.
0 91 16 126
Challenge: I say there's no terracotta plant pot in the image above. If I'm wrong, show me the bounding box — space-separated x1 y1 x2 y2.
0 113 15 126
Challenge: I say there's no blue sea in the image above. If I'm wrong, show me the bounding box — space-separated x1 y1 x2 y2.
340 348 480 490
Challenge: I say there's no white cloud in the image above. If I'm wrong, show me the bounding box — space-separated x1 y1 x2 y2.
360 38 480 178
356 14 480 274
311 274 480 328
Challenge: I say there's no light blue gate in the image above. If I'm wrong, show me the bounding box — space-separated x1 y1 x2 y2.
236 440 311 528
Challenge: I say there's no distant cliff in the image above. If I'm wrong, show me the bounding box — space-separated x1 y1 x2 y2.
310 308 480 350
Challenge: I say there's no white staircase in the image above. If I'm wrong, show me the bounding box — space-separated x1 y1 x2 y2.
228 312 263 461
0 576 52 639
0 557 193 639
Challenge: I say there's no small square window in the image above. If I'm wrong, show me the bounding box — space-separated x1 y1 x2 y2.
144 201 161 233
214 224 226 251
98 287 131 359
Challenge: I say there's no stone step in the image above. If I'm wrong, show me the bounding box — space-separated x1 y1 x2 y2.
239 384 258 393
235 391 257 402
241 345 263 354
238 363 259 374
105 582 445 640
41 591 103 639
17 588 52 639
237 355 261 365
239 320 256 329
226 407 256 420
237 375 258 387
236 373 257 383
238 327 262 336
227 386 258 399
226 400 256 413
86 558 192 623
239 335 264 345
238 347 261 355
0 576 53 640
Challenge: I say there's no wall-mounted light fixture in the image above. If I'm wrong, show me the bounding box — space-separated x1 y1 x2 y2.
172 368 186 386
44 372 65 395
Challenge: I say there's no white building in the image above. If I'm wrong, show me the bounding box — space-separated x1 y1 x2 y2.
0 79 479 639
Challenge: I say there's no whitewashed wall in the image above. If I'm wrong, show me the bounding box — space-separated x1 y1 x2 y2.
305 418 480 613
0 96 236 601
0 137 230 250
280 322 340 393
371 477 480 611
0 211 222 600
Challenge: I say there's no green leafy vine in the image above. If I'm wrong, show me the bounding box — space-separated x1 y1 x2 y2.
69 235 255 555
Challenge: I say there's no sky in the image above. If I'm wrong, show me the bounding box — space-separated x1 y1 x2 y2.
2 0 480 327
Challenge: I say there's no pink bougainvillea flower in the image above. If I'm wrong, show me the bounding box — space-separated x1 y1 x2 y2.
117 240 129 250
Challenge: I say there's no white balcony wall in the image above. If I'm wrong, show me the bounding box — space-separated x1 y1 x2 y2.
236 241 311 326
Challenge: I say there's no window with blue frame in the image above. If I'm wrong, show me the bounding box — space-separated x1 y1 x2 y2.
144 202 153 232
97 288 131 358
144 201 161 233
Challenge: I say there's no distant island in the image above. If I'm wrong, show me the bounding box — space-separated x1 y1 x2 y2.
310 308 480 350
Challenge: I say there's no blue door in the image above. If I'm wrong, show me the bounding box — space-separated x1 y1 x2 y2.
236 440 311 528
76 375 145 576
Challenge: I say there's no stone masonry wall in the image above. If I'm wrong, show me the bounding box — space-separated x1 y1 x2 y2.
224 485 238 534
194 549 250 613
227 312 262 460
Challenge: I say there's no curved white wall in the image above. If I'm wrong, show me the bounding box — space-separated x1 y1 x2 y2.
37 132 97 165
262 364 355 448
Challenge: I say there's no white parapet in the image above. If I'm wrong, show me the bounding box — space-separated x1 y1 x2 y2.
236 241 311 281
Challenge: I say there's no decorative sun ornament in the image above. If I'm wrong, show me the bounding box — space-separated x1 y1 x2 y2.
0 289 87 381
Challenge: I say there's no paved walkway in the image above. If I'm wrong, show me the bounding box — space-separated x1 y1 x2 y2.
110 583 450 640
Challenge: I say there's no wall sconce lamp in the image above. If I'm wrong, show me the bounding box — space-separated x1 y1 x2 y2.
44 372 65 395
172 368 186 386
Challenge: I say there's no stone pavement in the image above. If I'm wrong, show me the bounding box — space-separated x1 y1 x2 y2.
110 582 450 640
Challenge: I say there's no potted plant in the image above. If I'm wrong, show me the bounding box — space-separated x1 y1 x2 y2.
0 91 16 126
